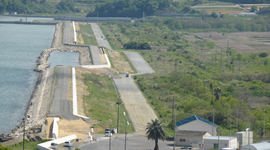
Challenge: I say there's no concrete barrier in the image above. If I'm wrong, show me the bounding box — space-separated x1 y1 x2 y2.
37 134 77 150
72 67 90 122
52 117 59 139
72 21 77 44
81 48 111 69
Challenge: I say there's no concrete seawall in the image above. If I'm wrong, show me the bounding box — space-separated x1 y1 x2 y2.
0 21 57 25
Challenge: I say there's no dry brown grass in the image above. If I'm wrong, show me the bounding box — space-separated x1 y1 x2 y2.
193 32 270 53
108 51 133 73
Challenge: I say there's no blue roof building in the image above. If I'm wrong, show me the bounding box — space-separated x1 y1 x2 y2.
176 115 217 136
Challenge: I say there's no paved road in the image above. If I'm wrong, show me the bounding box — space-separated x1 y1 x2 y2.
90 46 103 65
90 23 112 50
49 66 79 120
124 52 155 74
79 133 172 150
114 78 157 132
63 21 73 44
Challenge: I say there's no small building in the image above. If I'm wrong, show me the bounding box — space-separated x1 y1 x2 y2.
176 115 217 136
235 131 253 148
204 136 238 150
175 130 211 147
241 142 270 150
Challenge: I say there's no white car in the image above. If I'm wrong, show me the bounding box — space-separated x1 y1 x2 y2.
50 143 58 149
105 131 112 137
64 141 73 147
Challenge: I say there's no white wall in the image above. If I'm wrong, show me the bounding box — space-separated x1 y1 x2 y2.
52 117 59 139
37 135 77 150
204 138 237 150
177 120 217 136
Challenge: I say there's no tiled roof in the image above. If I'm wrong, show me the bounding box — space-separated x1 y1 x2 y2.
175 115 217 128
176 130 208 136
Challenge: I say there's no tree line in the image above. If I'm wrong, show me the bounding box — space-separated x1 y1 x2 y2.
0 0 78 14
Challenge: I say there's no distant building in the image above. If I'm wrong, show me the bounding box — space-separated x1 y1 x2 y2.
204 136 238 150
175 115 217 136
235 131 253 148
175 130 211 147
241 142 270 150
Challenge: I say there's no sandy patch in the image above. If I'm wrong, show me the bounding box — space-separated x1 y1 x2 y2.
100 54 107 64
58 118 91 139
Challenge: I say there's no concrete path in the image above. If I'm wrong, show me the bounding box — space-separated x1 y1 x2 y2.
124 52 155 74
114 78 157 132
63 21 73 44
90 46 103 65
49 66 79 120
90 23 112 50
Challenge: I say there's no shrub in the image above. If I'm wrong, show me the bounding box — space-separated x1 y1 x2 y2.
259 52 268 58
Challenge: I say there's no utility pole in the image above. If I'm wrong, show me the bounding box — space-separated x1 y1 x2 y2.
264 110 265 141
97 12 99 24
172 97 175 126
220 49 222 72
173 111 176 150
218 129 220 150
124 112 128 150
117 98 120 133
23 117 25 150
109 123 111 150
197 77 199 97
212 108 214 135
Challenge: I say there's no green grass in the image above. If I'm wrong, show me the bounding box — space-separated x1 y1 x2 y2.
77 24 96 45
81 34 96 45
8 139 48 150
83 74 135 133
79 24 93 35
101 21 270 140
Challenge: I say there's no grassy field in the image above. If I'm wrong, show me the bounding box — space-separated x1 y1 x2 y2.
8 140 48 150
83 73 135 134
78 23 96 45
100 21 270 140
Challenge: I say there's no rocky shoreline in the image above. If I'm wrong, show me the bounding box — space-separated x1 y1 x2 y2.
0 21 92 146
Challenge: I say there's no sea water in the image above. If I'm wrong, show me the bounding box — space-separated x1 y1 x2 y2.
0 17 55 134
48 51 79 69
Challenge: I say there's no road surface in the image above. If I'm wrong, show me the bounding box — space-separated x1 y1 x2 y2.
114 78 157 132
49 66 79 120
90 23 112 50
79 133 172 150
90 46 103 65
63 21 73 44
124 51 155 74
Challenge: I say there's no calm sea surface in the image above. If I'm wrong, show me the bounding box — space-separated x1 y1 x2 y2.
0 17 55 134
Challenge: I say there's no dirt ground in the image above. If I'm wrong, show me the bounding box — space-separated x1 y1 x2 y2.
75 22 84 45
192 32 270 53
108 51 133 73
100 54 107 64
58 118 91 139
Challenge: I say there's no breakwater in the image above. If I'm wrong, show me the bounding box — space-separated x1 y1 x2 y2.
0 21 57 25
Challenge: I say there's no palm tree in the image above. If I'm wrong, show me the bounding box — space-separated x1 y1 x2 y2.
146 119 166 150
214 87 222 101
210 83 213 104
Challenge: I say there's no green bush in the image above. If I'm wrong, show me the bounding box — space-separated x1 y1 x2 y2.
259 52 268 58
